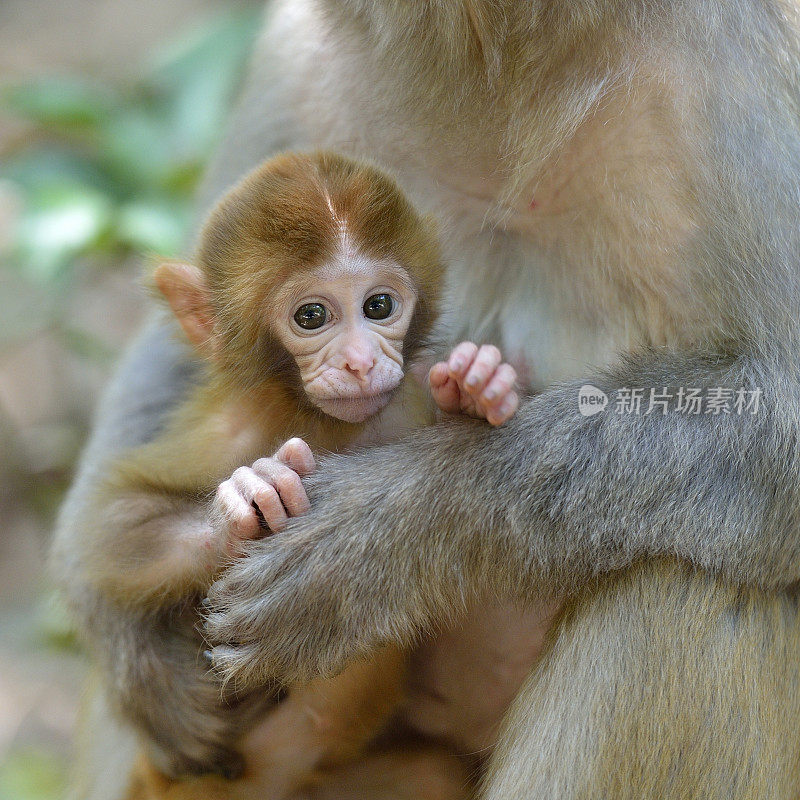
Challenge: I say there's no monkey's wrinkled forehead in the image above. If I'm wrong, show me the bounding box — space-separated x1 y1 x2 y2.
196 151 444 305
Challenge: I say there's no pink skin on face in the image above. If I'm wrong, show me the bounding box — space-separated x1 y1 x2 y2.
274 257 419 424
428 342 519 426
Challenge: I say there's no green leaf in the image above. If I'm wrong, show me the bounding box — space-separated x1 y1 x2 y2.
0 149 115 197
11 183 113 281
117 198 192 254
0 9 259 293
36 591 80 652
94 103 178 192
1 77 116 131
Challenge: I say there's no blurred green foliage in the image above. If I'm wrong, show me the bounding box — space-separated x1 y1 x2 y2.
0 14 260 798
0 3 262 545
0 750 66 800
1 7 260 283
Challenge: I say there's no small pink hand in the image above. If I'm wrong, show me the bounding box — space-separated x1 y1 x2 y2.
208 438 316 555
429 342 519 426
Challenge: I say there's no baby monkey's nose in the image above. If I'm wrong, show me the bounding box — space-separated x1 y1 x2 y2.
343 346 375 381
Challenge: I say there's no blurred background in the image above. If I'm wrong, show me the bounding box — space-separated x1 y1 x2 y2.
0 2 261 796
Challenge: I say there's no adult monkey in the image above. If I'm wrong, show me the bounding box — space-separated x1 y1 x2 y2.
57 1 800 799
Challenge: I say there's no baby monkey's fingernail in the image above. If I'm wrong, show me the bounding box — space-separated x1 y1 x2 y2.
451 359 463 371
484 388 497 400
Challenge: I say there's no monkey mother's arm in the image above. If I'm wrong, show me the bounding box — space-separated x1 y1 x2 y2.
205 348 800 687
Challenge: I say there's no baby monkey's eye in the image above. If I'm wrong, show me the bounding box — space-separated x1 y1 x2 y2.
294 303 328 330
363 294 395 321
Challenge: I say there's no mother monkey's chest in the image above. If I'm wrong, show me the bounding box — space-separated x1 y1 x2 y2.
421 81 707 389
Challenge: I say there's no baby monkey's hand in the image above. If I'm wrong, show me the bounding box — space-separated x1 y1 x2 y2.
209 437 316 553
429 342 519 426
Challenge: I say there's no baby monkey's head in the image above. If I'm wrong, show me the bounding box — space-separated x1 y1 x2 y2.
155 151 443 423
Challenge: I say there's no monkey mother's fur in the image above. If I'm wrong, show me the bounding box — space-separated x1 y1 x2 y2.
56 1 800 799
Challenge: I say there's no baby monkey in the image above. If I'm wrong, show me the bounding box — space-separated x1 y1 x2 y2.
96 151 518 789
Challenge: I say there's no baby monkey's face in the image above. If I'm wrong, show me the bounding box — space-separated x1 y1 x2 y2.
272 253 418 423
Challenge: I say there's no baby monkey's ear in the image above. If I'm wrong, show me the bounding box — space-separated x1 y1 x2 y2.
153 261 217 356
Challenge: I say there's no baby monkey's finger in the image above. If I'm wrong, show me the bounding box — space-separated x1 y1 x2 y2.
430 365 462 415
447 342 478 377
250 458 309 516
274 437 316 476
428 361 449 389
231 468 284 534
273 468 311 516
463 345 502 394
252 484 289 532
481 363 518 405
214 479 260 540
485 391 519 426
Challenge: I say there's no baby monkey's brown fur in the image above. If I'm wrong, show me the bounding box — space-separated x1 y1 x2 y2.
84 152 444 787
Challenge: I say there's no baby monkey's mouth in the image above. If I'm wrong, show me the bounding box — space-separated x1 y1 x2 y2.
313 390 395 423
